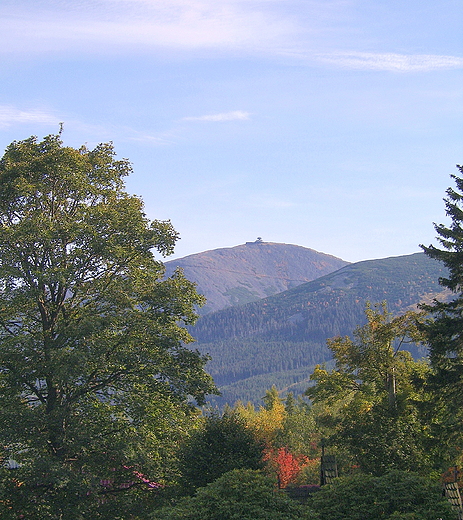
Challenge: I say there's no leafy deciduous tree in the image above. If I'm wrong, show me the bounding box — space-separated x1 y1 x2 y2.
306 303 433 474
0 134 216 519
281 395 321 460
263 446 309 488
234 388 286 446
234 389 321 487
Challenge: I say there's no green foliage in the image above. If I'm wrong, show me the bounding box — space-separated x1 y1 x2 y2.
419 164 463 468
0 134 217 518
332 400 432 475
421 165 463 404
307 302 427 407
151 469 312 520
309 470 454 520
279 397 320 460
263 385 281 410
178 411 266 491
232 389 321 487
306 303 435 474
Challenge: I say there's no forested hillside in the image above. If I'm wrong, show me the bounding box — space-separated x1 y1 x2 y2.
191 253 449 405
165 241 348 313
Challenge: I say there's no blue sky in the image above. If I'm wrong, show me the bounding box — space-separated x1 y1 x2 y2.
1 0 462 263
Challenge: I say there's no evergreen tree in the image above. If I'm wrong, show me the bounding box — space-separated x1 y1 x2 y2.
421 164 463 404
178 411 265 492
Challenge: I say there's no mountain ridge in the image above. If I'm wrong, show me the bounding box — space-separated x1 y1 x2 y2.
165 241 349 314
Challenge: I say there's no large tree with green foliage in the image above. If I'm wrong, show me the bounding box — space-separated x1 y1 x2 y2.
0 134 216 519
419 164 463 469
306 303 433 474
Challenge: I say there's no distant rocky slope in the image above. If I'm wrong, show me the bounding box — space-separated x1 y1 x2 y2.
164 241 349 314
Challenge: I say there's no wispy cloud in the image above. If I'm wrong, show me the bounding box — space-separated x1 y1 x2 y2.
2 1 461 75
0 0 297 54
315 52 463 72
183 111 250 122
0 105 59 128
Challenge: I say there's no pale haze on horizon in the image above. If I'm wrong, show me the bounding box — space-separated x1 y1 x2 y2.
0 0 462 263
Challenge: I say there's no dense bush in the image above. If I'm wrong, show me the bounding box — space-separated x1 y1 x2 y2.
151 469 312 520
309 470 454 520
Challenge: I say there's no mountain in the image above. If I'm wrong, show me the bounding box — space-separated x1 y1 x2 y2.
189 253 449 406
164 241 349 314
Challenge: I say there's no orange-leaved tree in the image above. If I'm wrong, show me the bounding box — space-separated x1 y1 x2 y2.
264 447 309 488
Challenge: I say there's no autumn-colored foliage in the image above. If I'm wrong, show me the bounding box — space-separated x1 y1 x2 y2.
234 397 286 445
264 447 309 488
